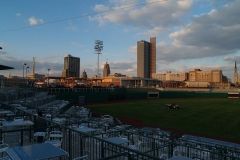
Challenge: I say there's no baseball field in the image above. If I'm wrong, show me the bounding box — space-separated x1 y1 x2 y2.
89 97 240 143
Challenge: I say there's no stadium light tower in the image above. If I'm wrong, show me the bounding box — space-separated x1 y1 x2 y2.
22 63 27 79
94 40 103 77
0 46 7 55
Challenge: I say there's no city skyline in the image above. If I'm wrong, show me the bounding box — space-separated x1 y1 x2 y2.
1 0 240 79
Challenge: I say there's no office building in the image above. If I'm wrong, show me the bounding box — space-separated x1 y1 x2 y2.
103 62 110 77
153 69 228 88
150 37 156 77
137 37 156 78
188 69 223 83
62 54 80 78
153 71 188 81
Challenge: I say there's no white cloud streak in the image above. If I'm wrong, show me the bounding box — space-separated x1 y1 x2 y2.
16 13 22 17
91 0 192 28
28 16 44 26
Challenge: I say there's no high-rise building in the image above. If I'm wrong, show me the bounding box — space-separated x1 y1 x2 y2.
150 37 156 77
137 37 156 78
62 54 80 78
103 62 110 77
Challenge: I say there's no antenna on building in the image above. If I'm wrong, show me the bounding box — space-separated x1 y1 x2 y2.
94 40 103 77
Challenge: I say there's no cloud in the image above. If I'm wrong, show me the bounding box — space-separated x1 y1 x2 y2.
177 0 192 9
91 0 192 28
140 27 164 36
157 0 240 62
224 55 240 63
28 16 44 26
109 61 136 76
94 4 109 12
0 55 63 76
16 13 22 17
66 21 78 32
128 45 137 54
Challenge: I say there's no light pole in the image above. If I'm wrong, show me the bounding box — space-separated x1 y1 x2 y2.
0 46 6 55
23 63 27 79
47 68 50 86
0 47 3 88
25 66 30 79
94 40 103 77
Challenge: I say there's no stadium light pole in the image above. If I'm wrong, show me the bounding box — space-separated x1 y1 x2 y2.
47 68 50 86
0 46 7 55
22 63 27 79
94 40 103 77
25 66 30 78
0 46 3 55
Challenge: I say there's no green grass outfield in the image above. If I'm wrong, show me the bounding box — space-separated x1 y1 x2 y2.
89 98 240 143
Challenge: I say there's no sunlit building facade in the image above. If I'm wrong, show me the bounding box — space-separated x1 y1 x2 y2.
103 62 110 77
188 69 222 83
137 37 156 78
153 72 188 82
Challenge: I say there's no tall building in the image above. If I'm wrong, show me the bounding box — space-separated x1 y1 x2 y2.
103 62 110 77
137 37 156 78
150 37 156 77
233 61 238 84
62 54 80 78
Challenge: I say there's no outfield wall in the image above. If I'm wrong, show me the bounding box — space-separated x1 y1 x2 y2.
41 88 228 104
159 91 227 98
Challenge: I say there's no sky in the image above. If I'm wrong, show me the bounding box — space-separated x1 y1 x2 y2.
0 0 240 80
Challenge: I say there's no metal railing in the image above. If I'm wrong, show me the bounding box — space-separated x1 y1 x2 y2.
14 108 162 160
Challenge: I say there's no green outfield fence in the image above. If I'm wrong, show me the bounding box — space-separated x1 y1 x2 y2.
35 88 228 104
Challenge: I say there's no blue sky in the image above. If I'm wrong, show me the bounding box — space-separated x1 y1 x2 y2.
0 0 239 79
